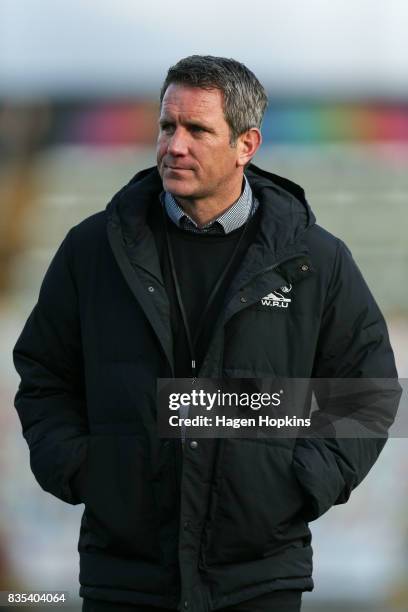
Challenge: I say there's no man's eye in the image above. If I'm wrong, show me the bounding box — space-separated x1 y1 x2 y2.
161 123 174 133
191 125 204 133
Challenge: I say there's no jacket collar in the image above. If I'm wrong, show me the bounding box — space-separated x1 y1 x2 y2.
106 164 315 243
106 164 315 283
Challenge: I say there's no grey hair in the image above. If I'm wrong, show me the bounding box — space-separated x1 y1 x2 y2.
159 55 268 145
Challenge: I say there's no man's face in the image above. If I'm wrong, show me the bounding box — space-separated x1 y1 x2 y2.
157 84 241 200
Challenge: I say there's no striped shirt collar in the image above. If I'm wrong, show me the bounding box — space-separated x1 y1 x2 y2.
163 174 258 235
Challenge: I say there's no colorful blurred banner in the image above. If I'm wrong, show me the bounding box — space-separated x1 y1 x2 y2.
46 101 408 147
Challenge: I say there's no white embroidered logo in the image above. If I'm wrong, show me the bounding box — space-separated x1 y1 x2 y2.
261 284 292 309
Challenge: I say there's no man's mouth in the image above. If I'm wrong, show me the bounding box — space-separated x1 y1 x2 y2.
165 165 191 171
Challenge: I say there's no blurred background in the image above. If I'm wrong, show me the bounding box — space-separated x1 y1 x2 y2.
1 1 408 610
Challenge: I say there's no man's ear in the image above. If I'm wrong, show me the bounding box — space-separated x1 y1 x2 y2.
236 128 262 168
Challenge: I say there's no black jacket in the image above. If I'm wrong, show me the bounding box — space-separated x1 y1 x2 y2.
13 164 400 611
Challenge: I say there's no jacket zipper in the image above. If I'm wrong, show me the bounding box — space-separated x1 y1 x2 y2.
237 251 309 294
107 219 175 377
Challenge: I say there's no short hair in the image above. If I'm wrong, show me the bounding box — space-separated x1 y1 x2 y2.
160 55 268 145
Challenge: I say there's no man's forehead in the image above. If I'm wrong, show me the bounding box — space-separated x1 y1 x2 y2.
160 84 224 117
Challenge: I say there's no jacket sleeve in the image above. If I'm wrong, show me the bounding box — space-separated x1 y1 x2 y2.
292 238 401 522
13 228 89 505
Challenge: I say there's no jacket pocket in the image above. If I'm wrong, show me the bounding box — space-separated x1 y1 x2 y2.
78 433 161 562
201 439 308 566
70 455 89 504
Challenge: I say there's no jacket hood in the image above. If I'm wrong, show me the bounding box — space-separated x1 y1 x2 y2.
106 163 316 259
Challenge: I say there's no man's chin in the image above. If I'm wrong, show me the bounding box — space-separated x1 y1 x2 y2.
162 178 195 198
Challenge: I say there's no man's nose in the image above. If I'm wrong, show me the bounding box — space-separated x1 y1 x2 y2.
167 127 188 156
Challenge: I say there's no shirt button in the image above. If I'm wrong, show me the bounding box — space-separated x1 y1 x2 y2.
183 520 191 530
300 264 309 272
184 601 189 609
189 440 198 449
148 285 155 293
240 296 247 303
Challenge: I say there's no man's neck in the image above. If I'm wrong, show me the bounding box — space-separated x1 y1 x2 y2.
174 175 245 228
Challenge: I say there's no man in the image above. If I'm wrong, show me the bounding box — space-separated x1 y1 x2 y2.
13 56 400 612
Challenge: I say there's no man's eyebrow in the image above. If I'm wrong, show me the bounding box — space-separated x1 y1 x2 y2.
158 117 215 132
185 120 215 133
